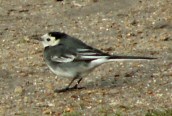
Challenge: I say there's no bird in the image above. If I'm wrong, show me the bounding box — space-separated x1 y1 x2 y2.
37 31 156 92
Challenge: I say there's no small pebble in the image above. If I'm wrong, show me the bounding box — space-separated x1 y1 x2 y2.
43 109 53 115
45 83 53 90
24 96 29 103
14 86 23 95
0 107 5 116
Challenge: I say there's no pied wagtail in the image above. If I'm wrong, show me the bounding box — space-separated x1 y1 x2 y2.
37 32 156 92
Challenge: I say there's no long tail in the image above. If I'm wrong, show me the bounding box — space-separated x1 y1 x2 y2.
89 55 156 68
108 55 156 61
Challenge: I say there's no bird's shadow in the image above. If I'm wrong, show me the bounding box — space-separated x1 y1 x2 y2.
85 76 124 90
56 75 133 93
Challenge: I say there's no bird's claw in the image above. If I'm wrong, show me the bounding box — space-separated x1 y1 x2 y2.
54 85 85 93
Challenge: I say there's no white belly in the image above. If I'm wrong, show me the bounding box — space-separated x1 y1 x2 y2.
48 65 75 78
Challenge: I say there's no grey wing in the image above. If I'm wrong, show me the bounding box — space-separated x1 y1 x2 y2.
50 45 110 63
50 45 77 63
76 48 110 60
51 54 76 63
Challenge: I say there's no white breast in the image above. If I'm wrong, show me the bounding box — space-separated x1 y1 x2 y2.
48 65 75 78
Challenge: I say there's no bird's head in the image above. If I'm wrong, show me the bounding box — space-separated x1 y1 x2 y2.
40 32 66 47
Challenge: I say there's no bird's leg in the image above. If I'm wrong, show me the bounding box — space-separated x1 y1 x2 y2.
54 77 77 93
72 78 83 89
65 77 78 89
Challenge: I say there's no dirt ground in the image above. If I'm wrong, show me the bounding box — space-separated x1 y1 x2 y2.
0 0 172 115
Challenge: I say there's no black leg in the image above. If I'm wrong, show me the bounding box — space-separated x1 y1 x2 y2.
66 77 78 89
54 77 85 93
54 77 77 93
72 78 83 89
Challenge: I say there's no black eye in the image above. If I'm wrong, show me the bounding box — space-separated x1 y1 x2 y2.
47 38 50 41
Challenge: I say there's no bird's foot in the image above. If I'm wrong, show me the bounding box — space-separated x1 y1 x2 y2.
71 84 85 90
54 85 85 93
54 87 69 93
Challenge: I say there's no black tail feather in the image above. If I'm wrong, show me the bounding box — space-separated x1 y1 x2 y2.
108 55 157 60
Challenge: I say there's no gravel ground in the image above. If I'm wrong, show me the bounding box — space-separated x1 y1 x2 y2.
0 0 172 115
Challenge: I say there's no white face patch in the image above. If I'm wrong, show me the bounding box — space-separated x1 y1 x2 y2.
41 33 60 47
